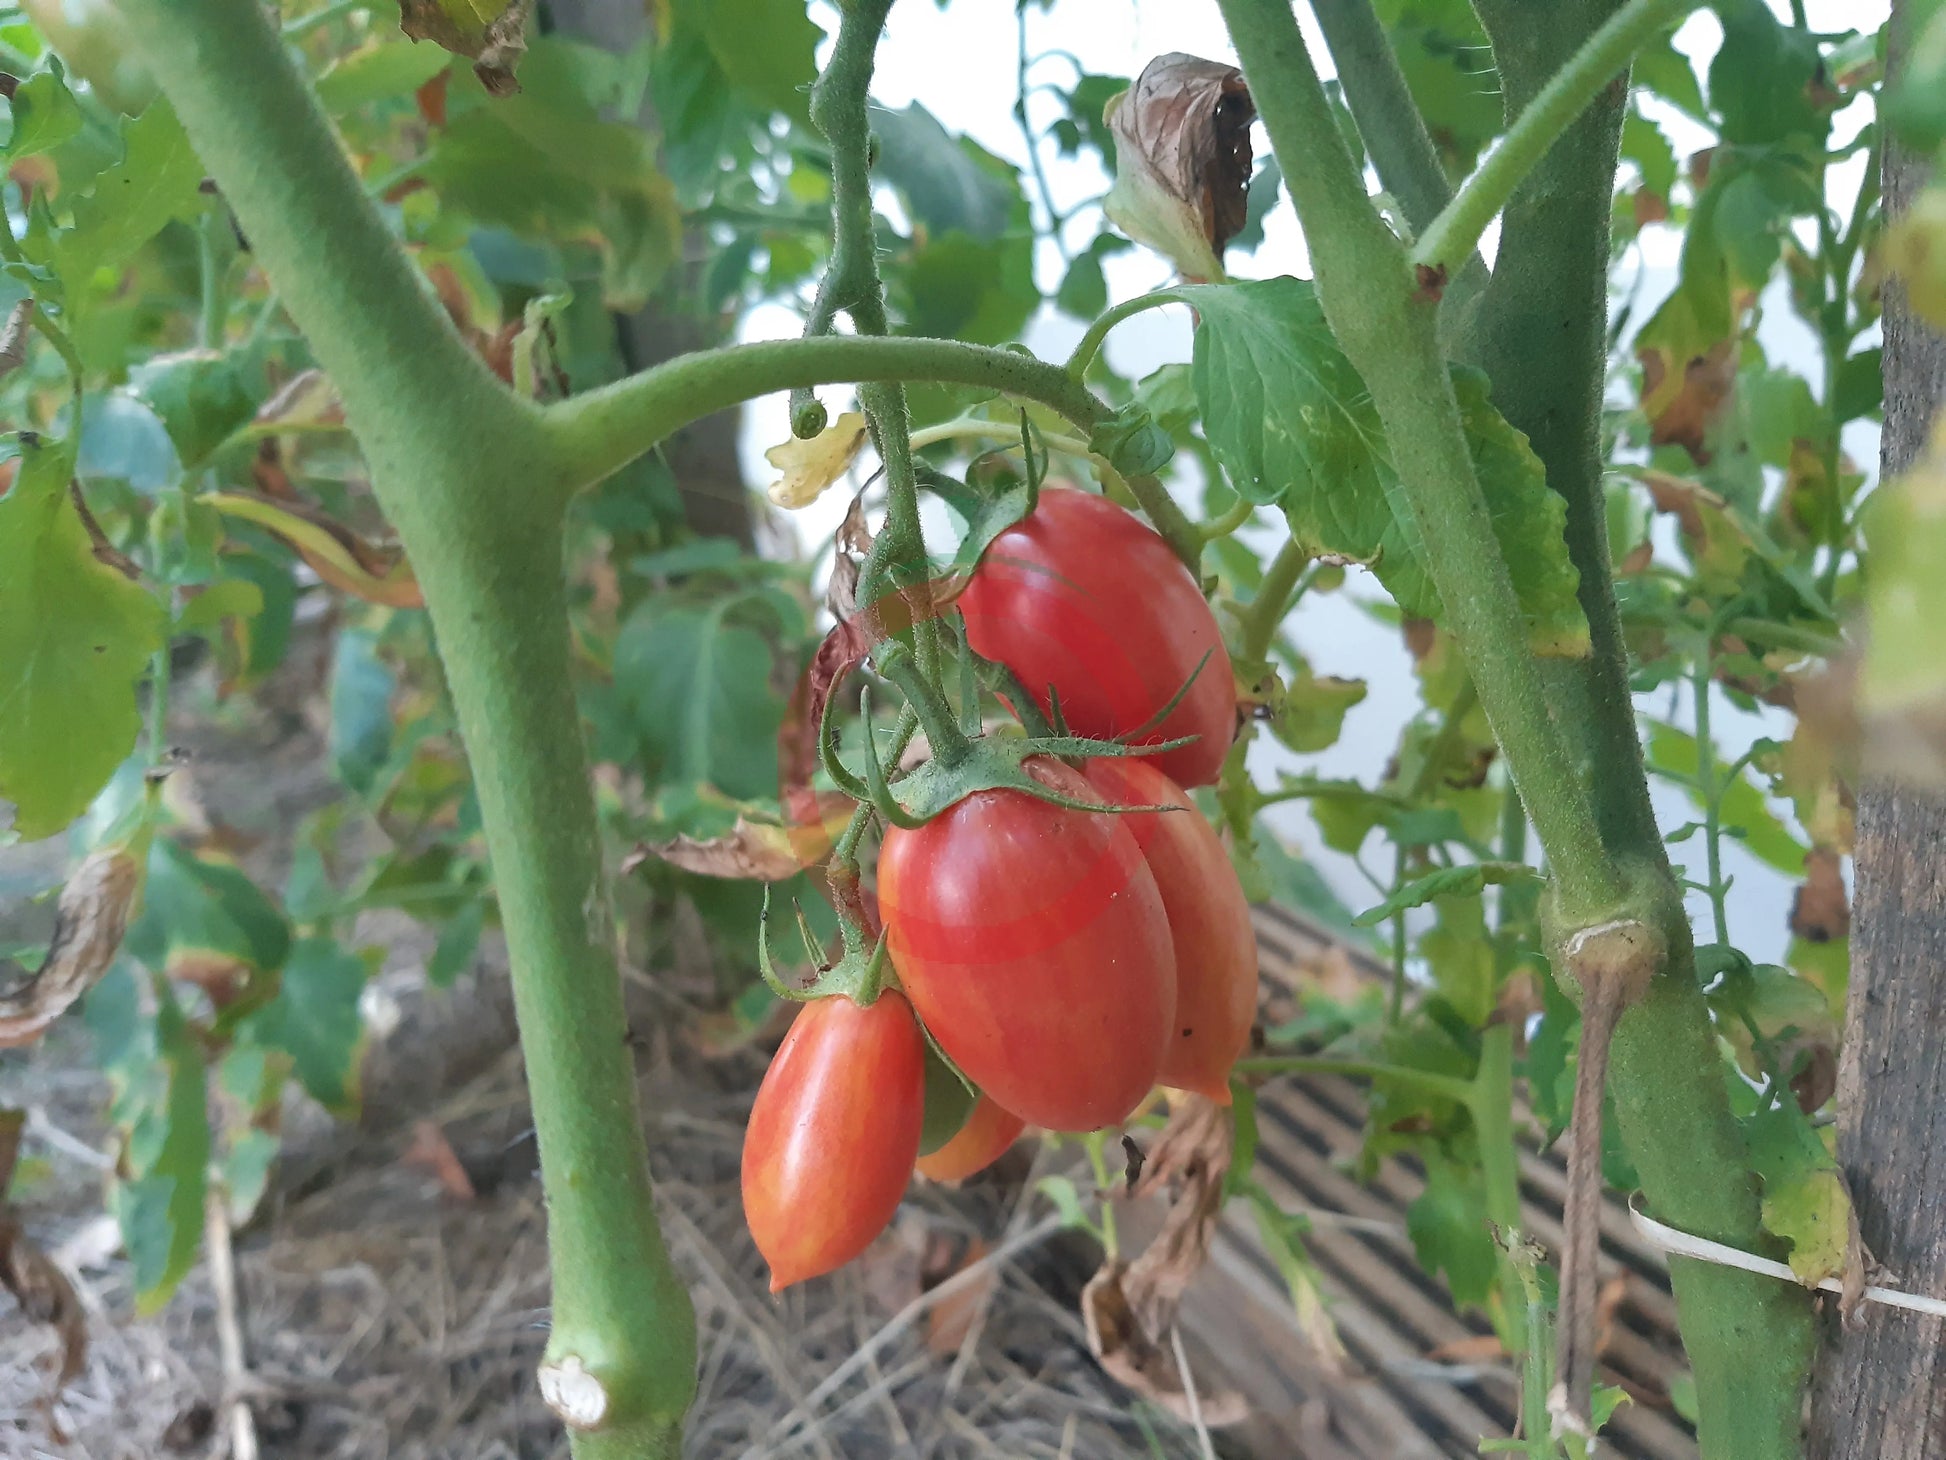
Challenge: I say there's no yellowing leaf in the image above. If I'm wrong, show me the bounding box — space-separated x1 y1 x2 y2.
1745 1101 1854 1286
207 491 423 608
0 434 166 839
765 411 868 508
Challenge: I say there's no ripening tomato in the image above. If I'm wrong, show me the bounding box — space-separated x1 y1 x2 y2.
1084 757 1259 1103
877 756 1177 1132
916 1095 1028 1182
959 488 1235 788
741 991 926 1293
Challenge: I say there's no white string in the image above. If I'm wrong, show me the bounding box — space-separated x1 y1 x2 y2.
1627 1198 1946 1319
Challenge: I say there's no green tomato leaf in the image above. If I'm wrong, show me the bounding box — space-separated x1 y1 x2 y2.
1086 401 1174 477
176 577 265 636
696 0 819 122
1353 861 1538 927
125 838 292 978
919 1039 977 1156
873 102 1021 241
6 65 84 159
1417 891 1497 1027
898 228 1039 347
0 433 166 839
1184 278 1586 654
1707 0 1831 150
615 604 784 801
54 100 203 291
1406 1146 1497 1308
1055 247 1107 320
221 1126 279 1225
1744 1099 1851 1286
244 937 370 1115
329 628 396 798
126 350 260 470
1270 660 1366 754
315 39 451 117
97 977 208 1313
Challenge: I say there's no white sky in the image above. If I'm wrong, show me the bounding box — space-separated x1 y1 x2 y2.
744 0 1890 958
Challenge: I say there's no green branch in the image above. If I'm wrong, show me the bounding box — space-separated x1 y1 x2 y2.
1215 0 1616 922
1413 0 1698 280
116 1 696 1454
546 335 1107 496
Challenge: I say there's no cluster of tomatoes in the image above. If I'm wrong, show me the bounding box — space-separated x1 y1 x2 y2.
742 489 1259 1293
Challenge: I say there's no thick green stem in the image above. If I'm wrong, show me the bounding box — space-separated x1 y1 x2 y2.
546 335 1107 497
1413 0 1697 280
1465 0 1816 1448
1235 539 1311 662
1216 0 1615 922
119 1 696 1453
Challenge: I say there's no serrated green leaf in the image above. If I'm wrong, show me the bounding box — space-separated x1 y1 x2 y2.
1271 660 1366 754
1418 891 1497 1026
1745 1099 1851 1285
615 604 783 801
1086 402 1174 477
176 577 264 635
126 351 260 469
0 433 166 839
55 100 202 291
1406 1146 1497 1308
315 39 451 117
246 937 369 1115
1055 247 1107 319
109 983 208 1313
899 228 1039 347
1708 1 1831 150
125 838 291 977
1183 279 1586 654
1354 861 1538 927
6 66 83 158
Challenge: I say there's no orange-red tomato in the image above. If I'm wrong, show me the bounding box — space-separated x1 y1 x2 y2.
915 1096 1028 1182
878 757 1177 1132
959 488 1236 788
740 991 926 1292
1084 756 1258 1103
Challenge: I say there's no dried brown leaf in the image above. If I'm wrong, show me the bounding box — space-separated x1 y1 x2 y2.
396 0 530 96
0 844 143 1048
1103 54 1254 282
68 482 141 580
1789 847 1851 944
766 412 869 509
1639 339 1738 463
402 1119 476 1201
626 799 854 883
0 1109 87 1397
1081 1096 1249 1425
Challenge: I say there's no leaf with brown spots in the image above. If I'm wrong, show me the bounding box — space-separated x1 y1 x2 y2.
1103 54 1254 282
0 840 145 1048
396 0 530 96
625 797 855 882
1638 338 1739 463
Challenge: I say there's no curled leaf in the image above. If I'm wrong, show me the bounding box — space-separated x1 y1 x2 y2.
246 369 344 437
208 490 422 608
0 1111 87 1399
1103 54 1255 282
626 797 855 882
765 411 869 508
396 0 530 96
1081 1096 1249 1425
0 840 145 1048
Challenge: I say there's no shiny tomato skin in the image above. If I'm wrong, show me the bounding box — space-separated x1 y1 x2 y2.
915 1096 1028 1183
741 991 927 1293
959 488 1235 788
1084 757 1259 1103
877 756 1177 1132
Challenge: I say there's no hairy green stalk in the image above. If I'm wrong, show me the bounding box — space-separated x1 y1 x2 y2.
117 1 696 1453
1214 0 1616 922
1468 0 1817 1448
1412 0 1697 279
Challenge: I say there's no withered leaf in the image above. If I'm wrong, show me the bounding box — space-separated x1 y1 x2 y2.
250 368 343 435
0 1110 88 1398
1789 846 1850 944
0 842 144 1048
1081 1096 1248 1426
396 0 530 96
1638 338 1737 464
207 490 422 609
402 1119 476 1201
1103 54 1255 282
765 411 869 509
68 482 140 580
626 798 854 882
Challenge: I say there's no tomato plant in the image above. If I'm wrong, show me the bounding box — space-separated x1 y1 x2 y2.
2 0 1938 1454
740 990 927 1293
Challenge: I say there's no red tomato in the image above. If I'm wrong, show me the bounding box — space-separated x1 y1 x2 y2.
915 1096 1028 1183
959 488 1235 787
1084 757 1259 1103
741 991 926 1292
877 756 1177 1132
